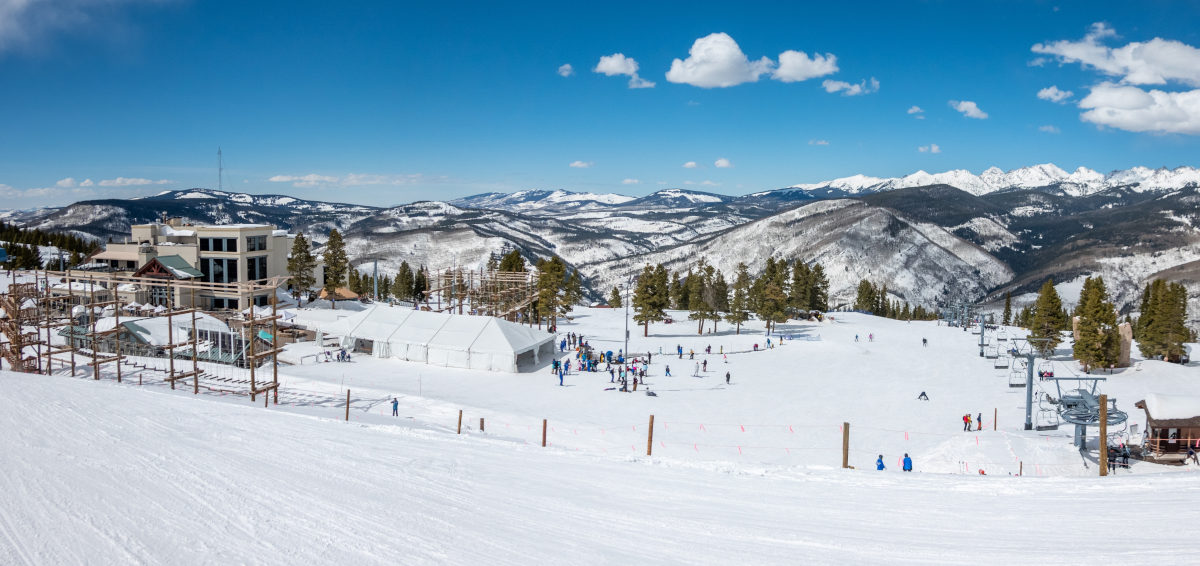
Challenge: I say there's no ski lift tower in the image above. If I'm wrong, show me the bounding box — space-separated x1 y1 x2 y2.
1010 337 1053 430
1040 376 1129 448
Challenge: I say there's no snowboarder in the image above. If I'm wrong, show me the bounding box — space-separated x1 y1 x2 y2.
876 455 886 470
665 365 672 377
725 371 730 384
903 453 912 472
392 397 399 417
963 414 972 432
917 392 929 401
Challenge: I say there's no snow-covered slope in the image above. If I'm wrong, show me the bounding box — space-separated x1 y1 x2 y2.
781 164 1200 198
584 199 1013 307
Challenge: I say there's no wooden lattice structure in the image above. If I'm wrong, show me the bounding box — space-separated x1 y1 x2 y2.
1 269 287 405
424 268 538 323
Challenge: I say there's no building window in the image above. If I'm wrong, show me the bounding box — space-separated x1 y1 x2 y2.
200 258 238 283
210 297 240 310
247 256 267 281
246 235 267 252
254 295 269 307
225 238 237 252
200 237 239 252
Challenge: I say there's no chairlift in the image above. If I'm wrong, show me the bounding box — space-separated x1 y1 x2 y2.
1036 407 1061 430
993 353 1010 369
985 345 999 359
996 330 1009 342
1008 359 1026 387
1037 361 1054 379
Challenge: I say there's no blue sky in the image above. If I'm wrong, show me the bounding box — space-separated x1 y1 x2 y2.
2 0 1199 207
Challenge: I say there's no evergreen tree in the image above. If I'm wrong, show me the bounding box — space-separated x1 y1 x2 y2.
632 264 668 336
395 261 414 301
564 269 584 309
1029 279 1066 358
349 267 362 296
676 271 692 311
322 229 349 297
286 234 317 305
1134 283 1152 341
754 265 789 334
485 252 499 272
854 280 877 312
412 266 428 306
725 262 751 334
790 261 811 314
1138 280 1190 362
498 249 526 272
1002 292 1012 326
535 257 567 327
668 272 684 310
1073 277 1120 372
608 286 622 308
808 263 829 311
712 270 729 313
688 258 719 334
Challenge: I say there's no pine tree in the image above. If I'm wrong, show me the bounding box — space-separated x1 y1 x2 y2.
412 266 428 306
854 280 877 312
564 269 584 310
632 264 667 336
535 257 567 328
754 263 789 335
485 252 499 272
1002 292 1012 326
499 249 526 272
1073 277 1120 371
676 271 692 311
322 229 349 298
790 261 811 315
688 258 718 335
808 263 829 311
725 262 751 334
668 272 684 310
1029 279 1066 358
712 270 729 314
1134 283 1152 341
608 286 622 308
395 261 414 301
349 268 362 296
286 233 317 306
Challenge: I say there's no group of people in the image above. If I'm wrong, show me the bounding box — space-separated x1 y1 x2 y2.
322 348 352 363
877 453 914 472
560 332 587 353
962 413 983 431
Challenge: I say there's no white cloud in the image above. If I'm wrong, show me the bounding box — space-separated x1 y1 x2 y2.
665 32 773 88
568 160 593 168
700 180 719 186
1039 125 1061 134
714 158 733 168
949 100 988 119
557 63 574 77
97 177 172 187
682 161 698 168
1032 22 1200 86
621 178 640 185
822 77 879 96
1037 85 1074 103
0 0 167 55
808 139 829 146
55 177 77 188
594 53 655 89
1077 82 1200 134
1032 24 1200 135
907 105 923 114
79 178 94 187
268 173 429 188
772 50 838 82
918 144 942 154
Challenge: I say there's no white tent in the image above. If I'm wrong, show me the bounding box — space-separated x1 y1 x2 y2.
326 305 554 373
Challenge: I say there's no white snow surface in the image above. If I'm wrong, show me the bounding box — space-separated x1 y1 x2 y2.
1143 392 1200 420
3 307 1200 564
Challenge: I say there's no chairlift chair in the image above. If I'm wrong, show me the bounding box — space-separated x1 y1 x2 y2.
993 353 1010 369
1037 361 1054 379
1008 359 1026 387
1036 407 1061 430
996 330 1009 342
985 345 999 359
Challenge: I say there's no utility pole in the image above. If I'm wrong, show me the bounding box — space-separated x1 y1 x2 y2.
979 319 986 357
217 147 223 191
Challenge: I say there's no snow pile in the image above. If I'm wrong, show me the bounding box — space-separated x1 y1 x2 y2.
1143 393 1200 420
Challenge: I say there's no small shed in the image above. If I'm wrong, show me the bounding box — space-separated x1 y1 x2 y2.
1135 393 1200 462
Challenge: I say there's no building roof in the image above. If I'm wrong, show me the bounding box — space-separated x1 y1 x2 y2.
93 249 140 262
1136 393 1200 428
155 255 203 278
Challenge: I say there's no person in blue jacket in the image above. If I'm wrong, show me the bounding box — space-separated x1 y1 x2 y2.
876 455 885 470
903 453 913 472
560 339 567 352
558 369 564 386
392 397 399 417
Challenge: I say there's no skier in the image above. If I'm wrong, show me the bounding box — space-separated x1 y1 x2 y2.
689 349 695 359
917 391 929 401
977 412 983 431
392 397 399 417
609 368 615 383
706 345 711 354
702 359 708 372
558 369 564 386
633 377 638 391
963 414 972 432
665 365 672 377
723 354 728 364
725 371 730 384
560 338 566 352
922 338 928 347
876 455 886 471
694 362 700 376
855 334 859 342
903 453 913 472
868 333 874 342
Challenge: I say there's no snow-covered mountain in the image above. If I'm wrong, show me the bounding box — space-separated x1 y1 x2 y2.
451 189 634 215
780 164 1200 198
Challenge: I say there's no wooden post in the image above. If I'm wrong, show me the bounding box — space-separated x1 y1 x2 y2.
842 422 850 469
345 389 350 421
89 279 98 380
457 410 463 434
542 419 548 447
993 408 997 431
192 287 199 395
248 304 256 402
114 297 122 383
646 414 655 456
479 417 485 432
271 298 278 405
1099 394 1108 477
1019 461 1023 476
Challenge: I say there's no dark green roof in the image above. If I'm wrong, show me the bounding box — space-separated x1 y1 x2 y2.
155 255 203 278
